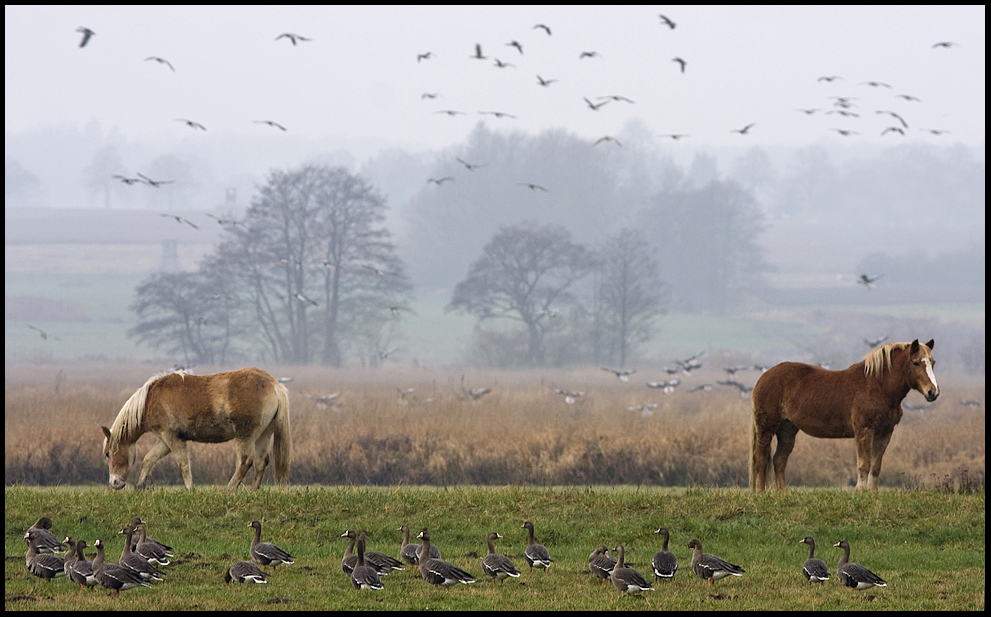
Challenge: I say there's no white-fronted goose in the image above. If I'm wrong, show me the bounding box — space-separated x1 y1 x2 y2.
351 532 384 590
225 560 268 583
65 538 99 589
341 530 403 575
589 545 617 583
24 530 65 582
652 528 678 580
119 521 165 581
417 528 475 586
481 532 520 585
800 537 829 584
398 524 442 569
92 539 150 595
688 539 744 585
135 523 172 566
610 545 654 594
521 521 553 572
27 517 65 553
249 521 295 570
834 541 887 591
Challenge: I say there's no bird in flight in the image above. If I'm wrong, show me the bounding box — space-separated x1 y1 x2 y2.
145 56 175 72
859 81 891 88
76 27 95 48
857 273 883 288
826 110 859 118
493 58 515 68
421 93 439 99
795 108 820 115
456 157 487 171
427 177 454 185
471 44 486 60
294 292 318 306
831 96 856 108
205 213 240 227
579 51 601 59
533 24 552 35
731 123 756 135
817 75 842 82
594 136 621 147
507 40 523 55
518 183 548 192
881 127 905 136
306 393 341 409
112 175 143 185
139 173 175 188
864 335 888 348
831 128 858 136
920 128 950 135
176 119 207 131
417 52 433 62
276 33 311 45
536 75 558 87
479 111 517 119
434 110 465 116
254 120 287 131
876 110 908 129
932 41 958 48
602 367 636 382
658 133 689 140
583 97 609 110
672 57 687 73
598 95 634 104
160 213 199 229
28 325 61 341
896 94 921 102
658 14 676 29
363 265 396 277
550 387 585 405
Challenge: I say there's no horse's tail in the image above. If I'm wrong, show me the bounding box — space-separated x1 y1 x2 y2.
748 381 773 491
271 381 292 485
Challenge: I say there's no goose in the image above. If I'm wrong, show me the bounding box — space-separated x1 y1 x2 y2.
932 41 958 48
800 537 830 584
688 539 744 585
583 97 609 110
493 58 515 69
479 111 517 119
249 521 295 570
652 528 678 580
119 521 165 581
731 123 756 135
351 532 384 590
113 174 143 185
417 529 475 586
598 95 635 104
858 273 883 288
341 530 403 575
594 136 622 147
417 52 433 62
611 545 653 594
76 27 95 48
144 56 175 72
588 545 616 583
481 532 520 585
602 367 636 381
834 541 887 591
579 51 601 59
24 530 65 582
550 387 585 405
276 33 311 45
26 517 65 553
176 118 207 131
533 24 552 35
672 57 687 73
225 560 268 583
658 133 690 140
518 183 548 192
65 538 99 589
254 120 287 131
134 522 173 566
817 75 842 82
427 177 454 185
536 75 558 87
521 521 553 572
455 157 487 171
658 14 676 29
471 44 486 60
140 173 175 188
92 539 150 595
398 524 441 569
507 41 523 55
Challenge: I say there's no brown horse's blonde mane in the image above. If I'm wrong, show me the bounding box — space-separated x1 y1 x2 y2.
108 370 187 449
863 342 910 378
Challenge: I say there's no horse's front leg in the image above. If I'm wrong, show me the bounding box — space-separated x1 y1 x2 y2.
135 438 173 489
853 428 873 489
868 430 893 489
772 421 799 490
161 436 194 489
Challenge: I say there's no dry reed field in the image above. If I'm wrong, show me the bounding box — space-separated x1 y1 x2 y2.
4 362 985 489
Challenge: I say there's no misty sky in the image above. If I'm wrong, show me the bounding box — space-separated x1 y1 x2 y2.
5 5 985 155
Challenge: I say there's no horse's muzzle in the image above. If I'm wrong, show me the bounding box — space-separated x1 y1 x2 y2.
109 476 127 490
925 389 939 402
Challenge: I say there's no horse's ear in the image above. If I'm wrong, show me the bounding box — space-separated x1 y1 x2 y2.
101 426 111 439
910 339 920 354
925 339 934 350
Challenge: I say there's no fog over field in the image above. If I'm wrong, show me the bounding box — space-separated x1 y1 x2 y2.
4 6 985 372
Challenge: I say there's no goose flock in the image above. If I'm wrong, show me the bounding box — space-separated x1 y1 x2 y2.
24 514 889 598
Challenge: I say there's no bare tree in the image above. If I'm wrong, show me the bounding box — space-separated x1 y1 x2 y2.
448 222 596 366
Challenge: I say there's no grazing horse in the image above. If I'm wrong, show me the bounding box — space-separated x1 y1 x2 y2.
101 368 291 490
750 339 938 491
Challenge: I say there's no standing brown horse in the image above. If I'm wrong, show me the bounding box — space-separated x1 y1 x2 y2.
750 339 938 491
101 368 291 490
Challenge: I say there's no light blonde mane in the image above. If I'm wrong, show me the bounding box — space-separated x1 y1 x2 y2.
108 370 187 449
863 342 909 378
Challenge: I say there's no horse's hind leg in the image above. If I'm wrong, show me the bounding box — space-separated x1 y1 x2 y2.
772 421 799 490
751 422 774 492
227 441 255 490
136 438 173 489
249 427 276 490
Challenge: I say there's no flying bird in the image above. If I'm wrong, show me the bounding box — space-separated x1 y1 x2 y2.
144 56 175 71
138 173 174 188
254 120 287 131
658 133 689 140
647 379 680 394
602 367 636 382
876 110 908 128
594 136 621 147
507 40 523 55
932 41 958 48
536 75 558 87
306 393 341 409
583 97 609 110
881 127 905 136
518 183 548 192
363 265 393 277
76 27 95 48
434 110 465 116
205 213 241 227
493 58 515 68
112 175 143 185
857 273 883 288
533 24 552 35
551 387 585 405
718 380 753 397
276 33 311 45
658 14 676 29
427 177 454 185
456 157 487 171
795 108 820 115
731 123 756 135
160 213 199 229
859 81 892 88
28 325 61 341
864 335 888 348
826 110 859 118
598 95 635 104
471 44 486 60
896 94 921 102
294 292 318 306
920 128 950 135
176 119 206 131
579 51 601 59
417 52 433 62
421 93 439 99
479 111 517 118
817 75 842 82
831 128 858 136
672 57 686 73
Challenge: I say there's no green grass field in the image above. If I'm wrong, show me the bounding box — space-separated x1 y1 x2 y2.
5 486 985 610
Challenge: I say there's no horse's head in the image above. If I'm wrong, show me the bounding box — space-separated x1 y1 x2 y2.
101 425 135 490
905 339 939 402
